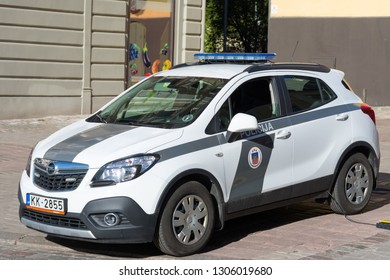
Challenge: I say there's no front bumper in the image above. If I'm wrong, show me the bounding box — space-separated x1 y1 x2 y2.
18 187 157 244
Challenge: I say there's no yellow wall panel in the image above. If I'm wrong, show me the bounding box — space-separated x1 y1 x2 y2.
270 0 390 18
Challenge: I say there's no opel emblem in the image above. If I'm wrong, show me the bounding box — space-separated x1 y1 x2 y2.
46 162 58 175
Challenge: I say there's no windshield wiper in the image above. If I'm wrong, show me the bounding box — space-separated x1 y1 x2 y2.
98 114 108 123
114 118 171 128
86 112 107 123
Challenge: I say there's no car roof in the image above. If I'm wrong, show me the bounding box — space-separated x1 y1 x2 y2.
156 63 250 79
156 62 331 80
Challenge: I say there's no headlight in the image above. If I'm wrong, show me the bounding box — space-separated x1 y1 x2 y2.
91 154 160 187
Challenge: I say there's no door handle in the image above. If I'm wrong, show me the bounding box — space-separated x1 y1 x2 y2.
276 130 291 139
336 113 349 121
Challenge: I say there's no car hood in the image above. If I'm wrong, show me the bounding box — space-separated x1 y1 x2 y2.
34 120 183 168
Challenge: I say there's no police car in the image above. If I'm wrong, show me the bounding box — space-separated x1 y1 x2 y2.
19 53 380 256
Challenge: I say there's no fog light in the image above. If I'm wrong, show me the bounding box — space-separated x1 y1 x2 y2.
103 213 120 226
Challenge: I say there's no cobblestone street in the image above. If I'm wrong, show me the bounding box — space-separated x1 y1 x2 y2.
1 109 390 260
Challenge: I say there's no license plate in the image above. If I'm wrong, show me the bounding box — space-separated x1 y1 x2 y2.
26 193 67 215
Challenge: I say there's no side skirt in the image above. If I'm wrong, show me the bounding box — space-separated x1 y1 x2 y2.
225 175 333 221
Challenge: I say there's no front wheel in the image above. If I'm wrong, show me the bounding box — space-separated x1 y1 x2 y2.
330 153 374 215
154 181 215 256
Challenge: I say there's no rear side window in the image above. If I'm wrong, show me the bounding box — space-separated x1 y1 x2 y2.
282 76 337 113
342 79 353 91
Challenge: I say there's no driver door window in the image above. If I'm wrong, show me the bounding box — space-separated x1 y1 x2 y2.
207 77 281 134
231 78 280 120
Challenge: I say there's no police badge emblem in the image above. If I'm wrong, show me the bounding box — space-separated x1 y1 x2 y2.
248 147 262 169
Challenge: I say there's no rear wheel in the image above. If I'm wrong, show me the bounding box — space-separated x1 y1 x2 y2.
154 181 215 256
330 153 374 215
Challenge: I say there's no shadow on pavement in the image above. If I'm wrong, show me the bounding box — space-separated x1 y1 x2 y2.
45 236 163 259
45 172 390 259
365 172 390 211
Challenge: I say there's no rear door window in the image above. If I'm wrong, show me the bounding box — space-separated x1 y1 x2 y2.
282 76 337 113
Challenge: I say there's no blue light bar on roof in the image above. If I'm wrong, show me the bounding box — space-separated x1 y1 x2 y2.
194 53 276 62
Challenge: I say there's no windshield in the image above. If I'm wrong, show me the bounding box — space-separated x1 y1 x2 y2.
87 76 227 128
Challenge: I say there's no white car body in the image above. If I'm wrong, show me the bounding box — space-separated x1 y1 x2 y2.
19 55 380 256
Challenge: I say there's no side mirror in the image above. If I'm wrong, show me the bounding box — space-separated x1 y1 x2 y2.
226 113 258 142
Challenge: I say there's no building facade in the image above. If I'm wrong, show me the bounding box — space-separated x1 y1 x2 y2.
268 0 390 105
0 0 205 119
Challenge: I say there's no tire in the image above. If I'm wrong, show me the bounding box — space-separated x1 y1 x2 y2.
330 153 374 215
154 181 215 256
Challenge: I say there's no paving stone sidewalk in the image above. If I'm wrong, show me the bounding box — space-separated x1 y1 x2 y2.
0 108 390 260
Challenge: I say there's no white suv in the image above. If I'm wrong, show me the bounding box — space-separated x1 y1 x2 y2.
19 53 380 256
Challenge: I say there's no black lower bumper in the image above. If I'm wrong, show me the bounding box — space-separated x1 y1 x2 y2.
19 188 158 244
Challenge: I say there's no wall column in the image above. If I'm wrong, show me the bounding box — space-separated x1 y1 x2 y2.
81 0 92 114
174 0 205 64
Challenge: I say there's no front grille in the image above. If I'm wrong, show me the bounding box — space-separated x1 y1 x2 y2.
33 159 88 191
33 168 86 191
23 209 87 229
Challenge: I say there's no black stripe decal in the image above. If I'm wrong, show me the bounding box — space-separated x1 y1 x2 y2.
44 124 136 162
158 104 360 161
43 104 359 163
238 104 360 141
289 103 359 126
158 134 223 162
228 133 275 213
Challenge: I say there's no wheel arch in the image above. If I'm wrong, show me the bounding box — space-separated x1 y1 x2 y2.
331 141 379 193
155 168 226 231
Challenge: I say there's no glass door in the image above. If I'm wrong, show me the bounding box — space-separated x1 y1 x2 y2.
128 0 174 85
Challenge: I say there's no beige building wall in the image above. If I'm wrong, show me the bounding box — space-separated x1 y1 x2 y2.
269 0 390 18
174 0 206 63
89 0 128 113
268 0 390 105
0 0 128 119
0 0 85 119
0 0 206 119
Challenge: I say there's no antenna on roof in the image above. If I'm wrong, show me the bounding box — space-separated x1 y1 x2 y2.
290 41 299 62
